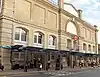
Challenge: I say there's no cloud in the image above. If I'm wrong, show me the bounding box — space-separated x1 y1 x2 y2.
66 0 100 44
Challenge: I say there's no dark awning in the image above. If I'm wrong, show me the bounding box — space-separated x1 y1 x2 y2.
71 52 85 56
23 46 43 52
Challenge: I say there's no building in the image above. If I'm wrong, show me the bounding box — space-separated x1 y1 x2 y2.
0 0 98 69
98 44 100 54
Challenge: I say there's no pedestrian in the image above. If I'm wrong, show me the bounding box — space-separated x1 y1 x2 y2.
40 63 42 70
73 61 75 68
61 63 63 70
38 58 41 71
48 60 50 69
24 63 28 72
79 61 82 68
0 64 4 71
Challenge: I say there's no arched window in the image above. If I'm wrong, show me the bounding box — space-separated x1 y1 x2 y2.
67 39 72 49
49 35 56 46
66 22 77 35
83 43 87 51
34 32 44 47
93 46 95 52
14 27 28 60
88 45 91 51
73 41 77 50
15 27 27 42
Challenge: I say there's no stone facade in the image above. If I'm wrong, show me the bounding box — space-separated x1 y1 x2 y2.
0 0 98 69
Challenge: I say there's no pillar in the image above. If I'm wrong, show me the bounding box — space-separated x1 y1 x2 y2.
1 48 11 70
94 25 98 54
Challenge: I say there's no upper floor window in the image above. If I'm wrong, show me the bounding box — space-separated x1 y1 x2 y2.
67 39 72 49
93 46 95 52
83 43 87 51
88 45 91 51
66 22 77 35
49 35 56 46
34 32 44 44
15 28 27 42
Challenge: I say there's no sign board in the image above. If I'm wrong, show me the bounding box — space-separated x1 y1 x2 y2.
73 35 79 41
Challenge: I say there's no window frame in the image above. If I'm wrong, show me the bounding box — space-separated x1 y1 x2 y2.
34 32 44 47
14 28 27 43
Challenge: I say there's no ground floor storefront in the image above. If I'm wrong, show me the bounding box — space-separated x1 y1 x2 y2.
8 45 100 71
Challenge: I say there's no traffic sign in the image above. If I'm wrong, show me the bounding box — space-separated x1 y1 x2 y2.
73 35 79 41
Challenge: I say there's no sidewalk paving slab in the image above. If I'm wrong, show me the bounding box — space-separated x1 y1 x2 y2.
0 66 98 76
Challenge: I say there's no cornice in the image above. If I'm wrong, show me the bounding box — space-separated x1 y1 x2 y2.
0 15 58 34
61 30 83 40
35 0 59 13
38 0 95 31
60 30 95 44
61 9 95 30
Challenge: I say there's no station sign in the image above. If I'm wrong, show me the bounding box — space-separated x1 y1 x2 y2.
73 35 79 41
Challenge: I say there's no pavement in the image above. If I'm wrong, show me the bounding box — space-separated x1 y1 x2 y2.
0 66 98 76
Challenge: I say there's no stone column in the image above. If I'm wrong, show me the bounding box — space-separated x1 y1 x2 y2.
1 49 11 70
94 25 98 54
72 40 74 49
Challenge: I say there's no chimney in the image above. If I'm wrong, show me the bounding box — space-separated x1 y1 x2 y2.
78 9 82 19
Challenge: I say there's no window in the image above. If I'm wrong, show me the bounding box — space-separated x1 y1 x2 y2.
38 34 42 44
67 39 72 49
14 53 19 59
34 35 37 43
88 45 91 51
15 28 20 40
49 35 56 46
93 46 95 52
67 22 77 35
83 43 87 51
20 52 24 59
15 28 27 42
21 30 27 41
34 32 43 44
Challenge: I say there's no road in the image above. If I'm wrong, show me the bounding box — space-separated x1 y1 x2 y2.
1 68 100 77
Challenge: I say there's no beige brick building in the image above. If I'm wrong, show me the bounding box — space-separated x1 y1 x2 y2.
0 0 98 69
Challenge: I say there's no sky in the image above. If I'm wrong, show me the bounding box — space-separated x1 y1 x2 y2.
49 0 100 43
64 0 100 43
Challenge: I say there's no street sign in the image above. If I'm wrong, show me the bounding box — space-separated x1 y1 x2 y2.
73 35 79 41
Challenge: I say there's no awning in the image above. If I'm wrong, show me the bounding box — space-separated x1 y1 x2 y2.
23 46 43 52
71 51 85 56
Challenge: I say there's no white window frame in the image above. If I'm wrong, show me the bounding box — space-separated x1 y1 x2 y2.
34 32 43 47
14 28 27 44
48 35 56 49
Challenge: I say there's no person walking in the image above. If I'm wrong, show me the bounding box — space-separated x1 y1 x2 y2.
38 58 41 71
73 61 75 68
